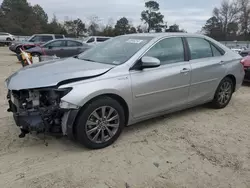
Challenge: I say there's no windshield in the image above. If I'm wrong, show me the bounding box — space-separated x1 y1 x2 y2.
78 35 153 65
82 37 91 42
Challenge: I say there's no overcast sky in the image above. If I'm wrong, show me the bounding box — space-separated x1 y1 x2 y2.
28 0 222 32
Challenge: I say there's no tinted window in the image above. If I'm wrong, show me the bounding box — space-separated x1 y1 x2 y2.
145 37 184 65
41 36 53 42
0 33 8 36
67 41 82 47
45 40 66 48
211 44 223 57
97 38 109 42
187 38 213 60
87 37 95 43
55 35 64 39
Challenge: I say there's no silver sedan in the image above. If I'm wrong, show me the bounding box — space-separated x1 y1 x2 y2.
6 33 244 149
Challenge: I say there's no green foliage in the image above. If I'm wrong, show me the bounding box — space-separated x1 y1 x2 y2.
141 1 164 32
0 0 187 37
114 17 131 35
64 18 87 37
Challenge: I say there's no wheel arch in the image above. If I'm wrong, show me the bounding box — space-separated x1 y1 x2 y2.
70 93 130 139
225 74 236 92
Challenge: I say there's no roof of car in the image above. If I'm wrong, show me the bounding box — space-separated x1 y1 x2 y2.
47 38 84 43
125 32 205 38
32 34 64 36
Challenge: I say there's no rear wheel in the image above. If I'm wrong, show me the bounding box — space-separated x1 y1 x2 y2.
75 97 125 149
212 77 234 109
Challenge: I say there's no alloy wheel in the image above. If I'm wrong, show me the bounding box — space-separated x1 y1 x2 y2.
217 81 232 105
85 106 120 144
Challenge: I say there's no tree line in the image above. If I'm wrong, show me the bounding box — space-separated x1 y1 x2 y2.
202 0 250 41
0 0 184 37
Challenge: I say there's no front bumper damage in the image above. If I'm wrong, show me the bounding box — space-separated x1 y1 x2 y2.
7 88 79 139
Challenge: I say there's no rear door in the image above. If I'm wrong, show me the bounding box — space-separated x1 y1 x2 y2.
185 37 226 104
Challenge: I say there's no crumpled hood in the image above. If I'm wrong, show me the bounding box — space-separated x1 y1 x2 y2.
6 57 114 90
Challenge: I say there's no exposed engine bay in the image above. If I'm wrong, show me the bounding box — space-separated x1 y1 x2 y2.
7 87 74 138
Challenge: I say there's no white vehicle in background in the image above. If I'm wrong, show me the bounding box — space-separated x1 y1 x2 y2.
0 32 15 41
230 46 246 54
83 36 111 46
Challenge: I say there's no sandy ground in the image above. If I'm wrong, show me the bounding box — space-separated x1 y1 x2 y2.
0 47 249 188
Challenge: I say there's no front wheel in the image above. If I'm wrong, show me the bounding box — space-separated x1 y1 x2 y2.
212 77 234 109
75 97 125 149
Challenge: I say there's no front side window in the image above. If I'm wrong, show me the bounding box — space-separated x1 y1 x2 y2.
78 36 153 65
145 37 185 65
29 36 41 42
41 36 53 42
87 37 95 43
187 37 213 60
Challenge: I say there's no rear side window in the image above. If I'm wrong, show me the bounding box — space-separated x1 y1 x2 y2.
211 44 223 57
67 40 82 47
55 35 64 39
41 36 53 42
187 37 212 60
145 37 184 65
97 38 109 42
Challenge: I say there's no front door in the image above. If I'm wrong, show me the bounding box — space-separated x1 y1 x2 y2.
185 37 227 104
130 37 191 118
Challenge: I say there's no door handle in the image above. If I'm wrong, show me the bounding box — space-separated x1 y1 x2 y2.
180 68 190 73
219 61 225 65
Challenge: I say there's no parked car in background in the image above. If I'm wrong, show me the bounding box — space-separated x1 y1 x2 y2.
0 32 15 41
83 36 111 45
9 34 65 54
230 47 246 54
24 38 91 58
241 55 250 81
240 48 250 57
6 33 244 149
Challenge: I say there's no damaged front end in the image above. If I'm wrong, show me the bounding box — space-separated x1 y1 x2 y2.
7 87 78 138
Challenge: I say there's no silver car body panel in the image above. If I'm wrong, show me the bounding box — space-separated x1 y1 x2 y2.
6 33 244 127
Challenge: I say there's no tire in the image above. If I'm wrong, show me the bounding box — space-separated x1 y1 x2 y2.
6 38 11 41
212 77 234 109
75 97 125 149
31 52 41 57
15 46 22 54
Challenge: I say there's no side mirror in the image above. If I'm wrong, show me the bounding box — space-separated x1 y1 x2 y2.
141 56 160 69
